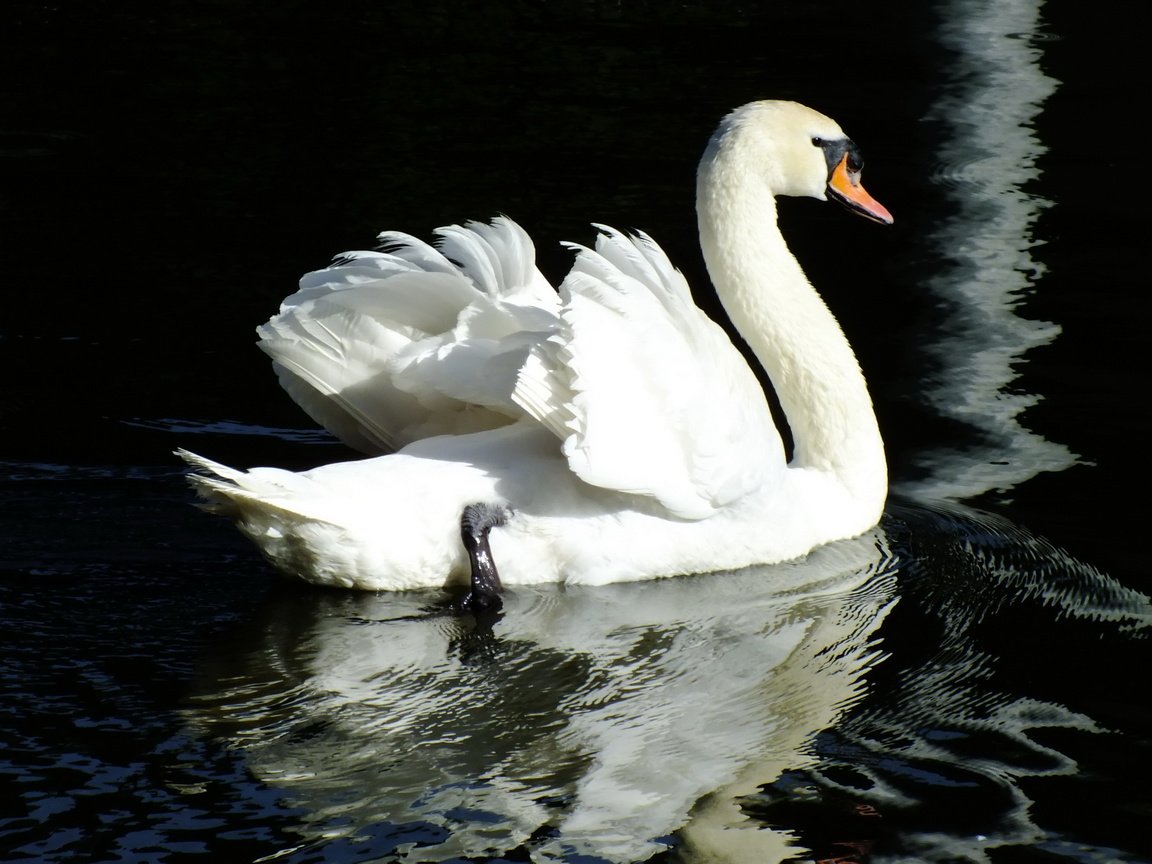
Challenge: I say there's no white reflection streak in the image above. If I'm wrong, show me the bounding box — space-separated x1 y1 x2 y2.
906 0 1077 501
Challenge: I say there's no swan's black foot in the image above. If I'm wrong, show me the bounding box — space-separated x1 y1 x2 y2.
456 502 513 615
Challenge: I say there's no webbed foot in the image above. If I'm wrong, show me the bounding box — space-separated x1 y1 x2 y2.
456 502 513 614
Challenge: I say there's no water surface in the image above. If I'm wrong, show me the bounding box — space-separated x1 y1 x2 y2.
2 1 1148 862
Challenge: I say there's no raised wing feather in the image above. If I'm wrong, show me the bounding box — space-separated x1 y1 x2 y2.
514 226 783 519
258 216 559 453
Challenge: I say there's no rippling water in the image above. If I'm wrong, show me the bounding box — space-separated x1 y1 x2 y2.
2 0 1148 862
4 476 1147 862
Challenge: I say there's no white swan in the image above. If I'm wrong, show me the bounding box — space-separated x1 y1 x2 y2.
179 100 893 602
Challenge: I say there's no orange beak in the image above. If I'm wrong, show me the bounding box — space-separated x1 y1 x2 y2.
828 153 894 225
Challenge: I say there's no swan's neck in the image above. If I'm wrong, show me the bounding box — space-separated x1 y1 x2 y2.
696 151 886 500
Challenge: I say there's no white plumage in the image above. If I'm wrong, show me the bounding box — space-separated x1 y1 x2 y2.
180 100 893 591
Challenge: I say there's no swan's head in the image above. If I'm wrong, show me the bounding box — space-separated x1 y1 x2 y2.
702 100 893 225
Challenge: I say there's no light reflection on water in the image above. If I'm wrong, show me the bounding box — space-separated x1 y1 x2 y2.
901 0 1077 501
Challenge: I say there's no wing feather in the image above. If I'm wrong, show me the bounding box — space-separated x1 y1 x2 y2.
258 217 557 454
258 216 779 518
514 225 782 519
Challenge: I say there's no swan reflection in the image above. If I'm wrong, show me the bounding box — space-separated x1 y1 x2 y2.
184 505 1150 862
185 529 897 862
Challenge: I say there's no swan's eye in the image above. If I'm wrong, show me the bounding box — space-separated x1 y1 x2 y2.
811 136 825 148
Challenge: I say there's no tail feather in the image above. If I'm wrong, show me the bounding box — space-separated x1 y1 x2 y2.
176 448 328 522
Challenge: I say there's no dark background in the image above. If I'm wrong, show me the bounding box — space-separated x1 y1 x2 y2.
1 2 1149 860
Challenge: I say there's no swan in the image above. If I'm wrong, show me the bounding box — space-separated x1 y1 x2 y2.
179 100 893 606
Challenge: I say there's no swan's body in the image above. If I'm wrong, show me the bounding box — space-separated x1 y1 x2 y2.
181 100 893 592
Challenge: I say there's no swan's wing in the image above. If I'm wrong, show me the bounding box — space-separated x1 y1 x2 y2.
258 216 559 454
513 226 783 519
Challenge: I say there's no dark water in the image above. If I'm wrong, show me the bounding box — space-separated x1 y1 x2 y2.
2 1 1149 862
